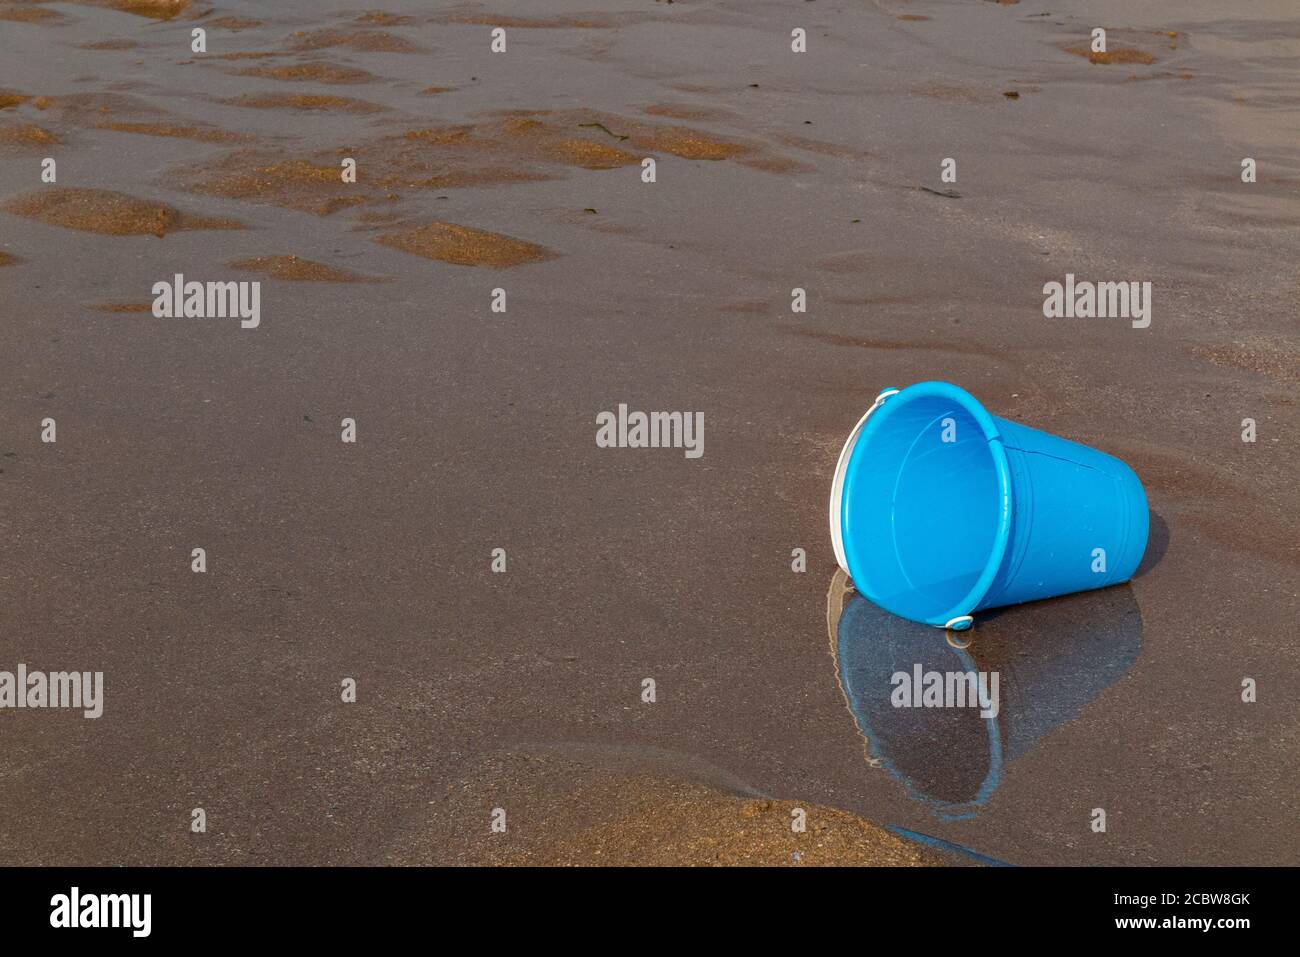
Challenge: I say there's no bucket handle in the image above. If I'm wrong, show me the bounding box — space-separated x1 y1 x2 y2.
830 387 900 575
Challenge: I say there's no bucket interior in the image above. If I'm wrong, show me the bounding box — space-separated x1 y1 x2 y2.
842 388 1009 623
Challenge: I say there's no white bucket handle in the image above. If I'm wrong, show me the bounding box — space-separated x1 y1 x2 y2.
829 387 899 575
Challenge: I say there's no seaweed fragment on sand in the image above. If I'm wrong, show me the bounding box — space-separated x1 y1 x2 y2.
917 186 961 199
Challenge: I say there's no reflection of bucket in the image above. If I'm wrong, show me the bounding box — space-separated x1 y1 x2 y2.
830 382 1148 628
829 570 1142 819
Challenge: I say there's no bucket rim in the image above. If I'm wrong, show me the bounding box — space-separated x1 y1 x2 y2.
841 381 1013 627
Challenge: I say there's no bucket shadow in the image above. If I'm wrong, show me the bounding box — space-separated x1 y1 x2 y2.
828 571 1142 820
1134 509 1169 579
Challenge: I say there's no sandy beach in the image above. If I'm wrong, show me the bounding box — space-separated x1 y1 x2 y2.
0 0 1296 866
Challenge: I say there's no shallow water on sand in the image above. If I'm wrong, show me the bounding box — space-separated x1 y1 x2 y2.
0 0 1296 865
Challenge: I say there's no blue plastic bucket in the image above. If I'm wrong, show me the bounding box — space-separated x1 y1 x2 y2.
829 381 1148 629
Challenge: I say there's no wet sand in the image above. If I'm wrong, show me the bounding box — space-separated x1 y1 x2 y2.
0 0 1297 866
6 185 244 234
379 747 944 866
228 254 382 282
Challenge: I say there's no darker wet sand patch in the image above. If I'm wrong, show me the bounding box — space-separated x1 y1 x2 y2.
355 11 412 26
510 110 763 164
434 12 600 28
1106 439 1298 567
288 27 421 53
351 209 406 227
897 14 931 21
382 750 943 866
506 783 943 866
444 110 763 164
1063 44 1158 66
236 61 377 84
791 326 1005 361
401 125 476 144
718 298 768 315
635 124 749 160
376 164 553 191
229 255 381 282
1185 508 1299 567
912 82 1001 105
642 103 735 122
179 154 373 215
741 153 812 175
776 132 870 161
541 207 638 237
376 222 557 267
222 92 385 114
433 12 637 30
670 83 718 95
78 38 139 50
210 50 279 60
5 187 244 237
1187 337 1300 385
394 115 640 175
30 91 164 120
543 137 641 169
1124 71 1195 83
0 250 20 267
96 120 249 143
207 15 260 30
560 113 753 163
0 123 61 148
419 86 454 95
353 119 611 186
172 110 778 217
0 5 65 23
91 301 154 313
94 0 191 20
